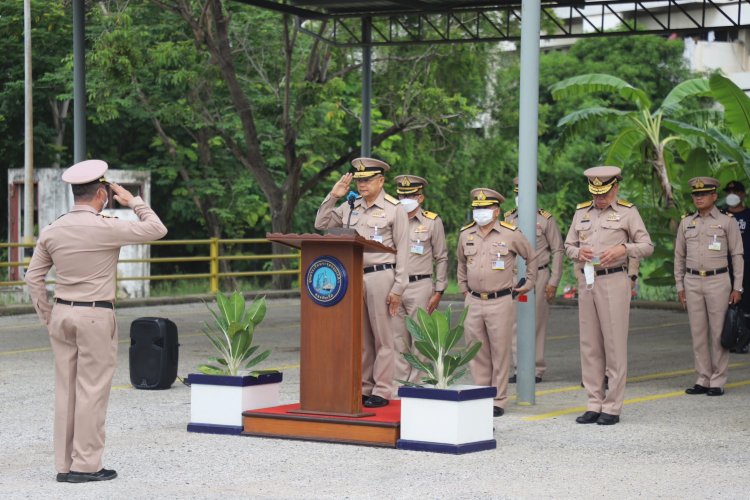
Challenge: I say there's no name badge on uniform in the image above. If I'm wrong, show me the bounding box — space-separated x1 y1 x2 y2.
492 254 505 270
371 210 386 218
410 239 425 255
709 234 721 251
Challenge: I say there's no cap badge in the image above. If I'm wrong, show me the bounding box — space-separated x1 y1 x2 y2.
477 190 487 201
592 177 603 186
695 180 705 189
401 177 411 187
355 161 366 172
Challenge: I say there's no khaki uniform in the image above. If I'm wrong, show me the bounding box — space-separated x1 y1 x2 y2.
457 220 537 409
398 209 449 382
565 199 653 415
675 206 743 389
25 200 167 474
315 190 409 399
505 208 564 378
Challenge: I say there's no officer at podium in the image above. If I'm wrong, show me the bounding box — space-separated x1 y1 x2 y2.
315 158 409 408
25 160 167 482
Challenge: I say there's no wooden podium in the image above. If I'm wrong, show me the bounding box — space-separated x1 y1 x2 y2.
266 232 395 417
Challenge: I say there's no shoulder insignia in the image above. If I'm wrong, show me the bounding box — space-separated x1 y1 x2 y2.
681 211 696 220
98 214 118 219
500 221 517 231
616 199 634 208
461 221 476 231
576 201 593 210
504 208 517 219
538 209 552 219
726 211 734 218
384 193 400 205
422 210 438 220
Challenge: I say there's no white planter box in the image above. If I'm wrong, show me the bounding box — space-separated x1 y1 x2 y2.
187 372 282 435
398 384 496 454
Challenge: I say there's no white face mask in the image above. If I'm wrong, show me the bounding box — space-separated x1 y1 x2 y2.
400 198 419 213
726 194 741 207
473 209 495 226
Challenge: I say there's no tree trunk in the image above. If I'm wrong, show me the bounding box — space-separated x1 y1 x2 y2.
652 144 674 208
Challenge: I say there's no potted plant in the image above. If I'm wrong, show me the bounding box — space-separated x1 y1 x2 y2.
187 292 282 435
397 306 497 454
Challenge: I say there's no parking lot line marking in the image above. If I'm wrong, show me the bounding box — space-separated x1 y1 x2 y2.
522 379 750 421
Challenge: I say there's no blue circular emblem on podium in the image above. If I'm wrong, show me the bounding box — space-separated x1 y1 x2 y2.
305 256 348 307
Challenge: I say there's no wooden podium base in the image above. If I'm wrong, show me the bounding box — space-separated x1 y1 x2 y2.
242 401 400 448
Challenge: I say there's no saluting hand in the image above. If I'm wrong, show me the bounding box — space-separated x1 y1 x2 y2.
109 182 135 206
331 173 353 199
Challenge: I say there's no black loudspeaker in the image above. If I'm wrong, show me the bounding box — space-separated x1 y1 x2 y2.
129 317 179 389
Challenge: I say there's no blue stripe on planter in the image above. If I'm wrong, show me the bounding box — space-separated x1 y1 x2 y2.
397 439 496 454
187 423 244 435
397 385 497 401
186 372 283 387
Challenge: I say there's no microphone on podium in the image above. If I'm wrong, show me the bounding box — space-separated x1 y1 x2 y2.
346 191 357 228
327 192 359 236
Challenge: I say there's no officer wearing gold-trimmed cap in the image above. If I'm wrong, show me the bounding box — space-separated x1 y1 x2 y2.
457 188 536 417
675 177 743 396
315 157 409 408
505 177 564 383
564 166 653 426
392 174 448 383
24 160 167 482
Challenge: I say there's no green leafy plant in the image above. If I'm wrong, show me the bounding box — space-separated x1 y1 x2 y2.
401 306 481 390
197 292 272 376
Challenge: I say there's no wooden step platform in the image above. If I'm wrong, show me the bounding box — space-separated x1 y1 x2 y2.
242 401 400 447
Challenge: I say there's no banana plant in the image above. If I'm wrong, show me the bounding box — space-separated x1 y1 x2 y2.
401 306 481 390
551 73 713 208
198 291 272 376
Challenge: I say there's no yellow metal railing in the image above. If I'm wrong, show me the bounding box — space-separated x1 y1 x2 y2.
0 238 301 294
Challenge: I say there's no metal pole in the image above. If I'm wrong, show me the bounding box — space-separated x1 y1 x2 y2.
23 0 34 258
361 17 372 157
516 0 541 405
73 0 86 163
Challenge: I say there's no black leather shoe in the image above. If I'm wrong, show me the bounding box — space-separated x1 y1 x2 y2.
508 374 517 383
493 406 504 417
685 384 709 395
363 395 389 408
65 468 117 483
361 395 370 404
575 411 600 424
56 473 68 482
535 376 542 383
596 413 620 425
706 387 725 396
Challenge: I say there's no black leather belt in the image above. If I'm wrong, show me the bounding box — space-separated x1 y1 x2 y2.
580 265 626 277
469 288 512 300
538 263 549 271
55 298 114 309
409 274 431 282
687 267 728 277
364 263 395 274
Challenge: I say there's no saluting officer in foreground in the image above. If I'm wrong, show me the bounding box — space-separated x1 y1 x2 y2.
393 175 449 383
675 177 743 396
315 158 409 408
457 188 536 417
505 177 564 383
25 160 168 483
564 167 653 426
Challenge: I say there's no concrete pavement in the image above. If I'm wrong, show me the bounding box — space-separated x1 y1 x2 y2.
1 298 749 499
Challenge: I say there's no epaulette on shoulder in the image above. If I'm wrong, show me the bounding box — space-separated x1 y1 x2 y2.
461 221 476 231
98 213 118 219
538 209 552 219
722 209 734 217
504 208 517 219
422 210 438 220
384 193 400 205
576 200 593 210
681 211 696 220
616 199 634 208
500 221 517 231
